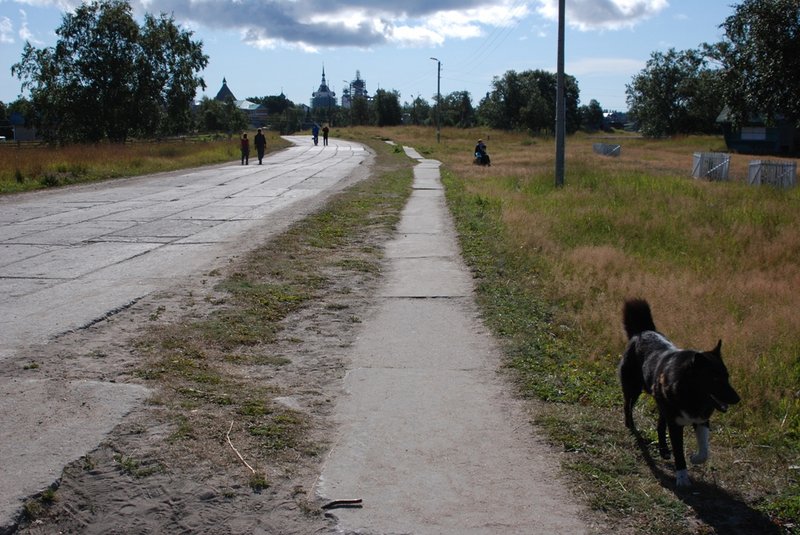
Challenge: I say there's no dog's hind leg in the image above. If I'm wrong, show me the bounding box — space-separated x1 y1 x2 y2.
622 390 640 429
619 347 643 429
690 423 710 465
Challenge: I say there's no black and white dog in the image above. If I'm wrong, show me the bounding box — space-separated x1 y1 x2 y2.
619 299 740 487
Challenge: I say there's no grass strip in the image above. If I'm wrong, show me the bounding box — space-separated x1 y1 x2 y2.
440 158 798 534
134 137 413 487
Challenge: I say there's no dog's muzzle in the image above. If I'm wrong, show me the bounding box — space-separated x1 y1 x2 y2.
710 393 739 412
711 395 729 412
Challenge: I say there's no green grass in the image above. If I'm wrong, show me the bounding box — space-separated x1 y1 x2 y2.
113 454 164 478
343 126 800 534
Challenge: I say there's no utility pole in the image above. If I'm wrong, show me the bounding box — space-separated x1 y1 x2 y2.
555 0 566 187
430 57 441 143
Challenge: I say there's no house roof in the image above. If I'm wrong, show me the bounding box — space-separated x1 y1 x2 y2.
716 105 788 126
236 100 262 111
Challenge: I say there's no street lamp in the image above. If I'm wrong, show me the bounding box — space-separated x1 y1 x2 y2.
430 57 441 143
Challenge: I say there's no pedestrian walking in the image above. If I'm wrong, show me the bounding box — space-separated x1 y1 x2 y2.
254 128 267 164
240 132 250 165
312 124 320 146
322 124 329 146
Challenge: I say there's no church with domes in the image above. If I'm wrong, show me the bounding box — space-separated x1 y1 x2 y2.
311 67 337 110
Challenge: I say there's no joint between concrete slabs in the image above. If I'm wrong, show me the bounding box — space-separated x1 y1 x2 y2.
384 295 470 300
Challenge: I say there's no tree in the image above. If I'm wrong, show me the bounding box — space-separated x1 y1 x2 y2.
441 91 476 128
196 97 248 134
476 70 579 134
713 0 800 127
579 99 605 131
626 48 723 137
138 12 209 136
249 94 294 116
403 96 430 126
12 0 207 142
351 96 370 126
372 89 402 126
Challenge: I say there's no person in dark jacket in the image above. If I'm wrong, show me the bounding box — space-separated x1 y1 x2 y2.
474 139 490 166
240 133 250 165
254 128 267 164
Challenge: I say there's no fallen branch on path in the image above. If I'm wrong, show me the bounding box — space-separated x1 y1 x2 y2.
226 420 256 474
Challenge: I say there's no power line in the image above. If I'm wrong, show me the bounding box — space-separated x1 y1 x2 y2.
452 0 529 74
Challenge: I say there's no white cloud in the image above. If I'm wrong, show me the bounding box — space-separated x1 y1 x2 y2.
567 57 644 76
133 0 529 50
391 24 446 47
3 0 532 50
17 9 44 45
535 0 669 31
12 0 80 11
0 17 14 44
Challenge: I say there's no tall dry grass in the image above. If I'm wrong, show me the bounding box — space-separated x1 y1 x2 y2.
351 125 800 444
0 133 289 194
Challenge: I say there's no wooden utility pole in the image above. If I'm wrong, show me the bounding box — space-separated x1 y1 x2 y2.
555 0 566 187
431 57 441 143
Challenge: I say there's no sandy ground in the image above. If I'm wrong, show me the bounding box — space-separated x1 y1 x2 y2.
2 145 599 534
3 231 380 534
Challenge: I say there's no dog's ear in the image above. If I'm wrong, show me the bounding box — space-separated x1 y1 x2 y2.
711 339 722 355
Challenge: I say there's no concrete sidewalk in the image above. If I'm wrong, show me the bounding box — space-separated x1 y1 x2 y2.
315 147 590 534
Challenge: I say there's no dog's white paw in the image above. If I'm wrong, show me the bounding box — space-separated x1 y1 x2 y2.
690 451 708 464
675 469 691 487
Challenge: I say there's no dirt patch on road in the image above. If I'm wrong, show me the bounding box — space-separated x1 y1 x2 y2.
6 144 413 534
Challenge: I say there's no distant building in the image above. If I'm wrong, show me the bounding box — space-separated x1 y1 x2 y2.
311 67 337 110
214 78 269 126
716 106 799 155
214 78 237 102
602 111 629 130
341 70 369 109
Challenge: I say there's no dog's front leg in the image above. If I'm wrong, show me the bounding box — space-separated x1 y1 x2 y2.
668 422 690 487
657 414 670 459
690 423 710 465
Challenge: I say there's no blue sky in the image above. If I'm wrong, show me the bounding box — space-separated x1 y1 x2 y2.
1 0 736 112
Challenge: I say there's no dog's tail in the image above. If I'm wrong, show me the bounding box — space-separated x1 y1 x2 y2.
623 298 656 339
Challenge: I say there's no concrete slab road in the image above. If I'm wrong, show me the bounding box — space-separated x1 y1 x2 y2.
0 137 371 529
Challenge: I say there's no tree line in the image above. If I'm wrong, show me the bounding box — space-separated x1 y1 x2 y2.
626 0 800 137
4 0 796 142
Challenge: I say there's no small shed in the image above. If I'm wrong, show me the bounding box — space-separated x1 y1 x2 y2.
716 107 799 155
